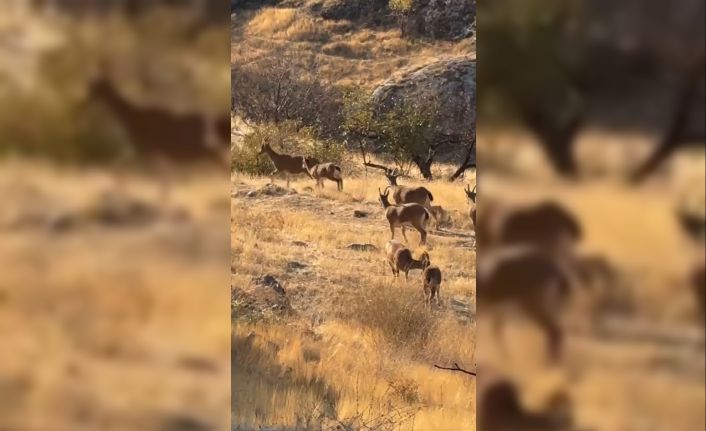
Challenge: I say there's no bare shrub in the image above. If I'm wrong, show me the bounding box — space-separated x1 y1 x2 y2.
232 52 343 137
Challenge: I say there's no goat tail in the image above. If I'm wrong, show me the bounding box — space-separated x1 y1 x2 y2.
428 190 434 202
423 207 433 224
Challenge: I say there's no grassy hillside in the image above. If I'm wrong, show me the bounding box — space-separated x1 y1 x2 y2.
232 5 474 89
232 170 477 429
232 2 478 429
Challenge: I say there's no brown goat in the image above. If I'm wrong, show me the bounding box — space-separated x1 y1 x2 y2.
85 76 229 165
465 184 477 228
384 169 436 226
477 246 574 362
429 205 451 228
479 377 580 431
384 240 430 280
302 159 343 191
379 188 432 246
423 265 442 307
258 143 319 188
477 199 582 253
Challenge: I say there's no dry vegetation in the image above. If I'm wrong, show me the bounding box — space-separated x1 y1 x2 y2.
0 160 230 431
232 165 477 430
246 8 330 43
232 2 477 428
232 7 475 89
477 129 705 431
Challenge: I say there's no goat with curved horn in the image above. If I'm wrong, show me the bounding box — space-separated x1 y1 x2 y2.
378 187 432 246
383 169 437 228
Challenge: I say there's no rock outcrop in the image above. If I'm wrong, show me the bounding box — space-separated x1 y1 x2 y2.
372 57 476 140
402 0 476 41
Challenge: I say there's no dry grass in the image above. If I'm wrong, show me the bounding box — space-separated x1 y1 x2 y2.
232 168 477 429
0 160 230 431
233 8 474 89
246 8 330 43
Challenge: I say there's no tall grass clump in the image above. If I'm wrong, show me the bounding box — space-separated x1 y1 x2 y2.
246 8 330 43
348 285 437 351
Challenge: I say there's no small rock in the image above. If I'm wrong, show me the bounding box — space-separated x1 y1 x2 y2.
257 184 296 197
253 274 286 296
246 191 257 198
286 261 308 272
346 243 378 252
176 356 219 374
291 240 309 247
353 210 369 218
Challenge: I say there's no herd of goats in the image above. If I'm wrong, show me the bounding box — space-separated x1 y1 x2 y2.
255 142 705 430
256 142 705 357
72 66 704 429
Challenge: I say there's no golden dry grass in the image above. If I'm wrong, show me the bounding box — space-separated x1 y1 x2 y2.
0 160 230 431
232 8 474 89
246 8 330 43
232 169 477 430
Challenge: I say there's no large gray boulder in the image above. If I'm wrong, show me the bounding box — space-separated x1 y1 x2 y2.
372 57 476 141
402 0 476 40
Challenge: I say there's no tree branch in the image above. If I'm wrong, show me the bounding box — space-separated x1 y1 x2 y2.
449 135 477 181
433 363 477 376
364 161 394 173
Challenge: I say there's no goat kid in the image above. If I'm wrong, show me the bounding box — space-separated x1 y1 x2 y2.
302 159 343 191
423 265 442 308
384 240 430 280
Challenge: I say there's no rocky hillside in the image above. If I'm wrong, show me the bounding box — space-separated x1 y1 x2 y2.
232 0 476 163
373 56 475 139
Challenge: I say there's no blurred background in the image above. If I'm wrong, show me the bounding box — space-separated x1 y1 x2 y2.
2 0 704 429
0 1 230 430
476 1 704 430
